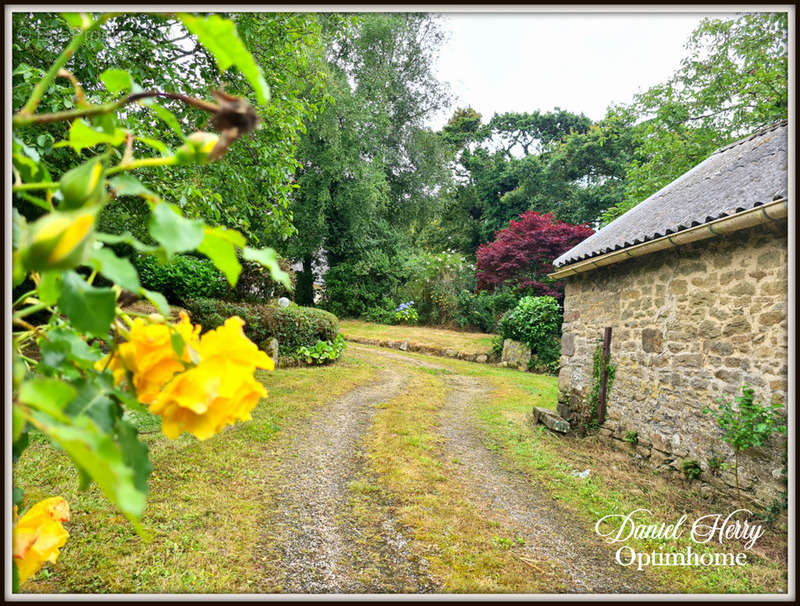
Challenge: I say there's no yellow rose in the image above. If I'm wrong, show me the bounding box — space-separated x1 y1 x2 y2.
95 312 201 403
149 316 273 440
13 497 70 585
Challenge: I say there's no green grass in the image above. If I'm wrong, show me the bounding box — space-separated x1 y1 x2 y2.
361 362 566 592
339 319 496 355
14 357 379 594
468 370 788 593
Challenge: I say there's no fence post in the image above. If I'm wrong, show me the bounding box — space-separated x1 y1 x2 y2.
597 327 612 425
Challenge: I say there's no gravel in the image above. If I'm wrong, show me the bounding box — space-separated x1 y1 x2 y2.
259 367 435 593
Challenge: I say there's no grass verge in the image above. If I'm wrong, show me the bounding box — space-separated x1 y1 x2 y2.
357 347 788 594
339 319 496 356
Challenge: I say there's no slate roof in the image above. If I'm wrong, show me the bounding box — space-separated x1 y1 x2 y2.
553 120 788 268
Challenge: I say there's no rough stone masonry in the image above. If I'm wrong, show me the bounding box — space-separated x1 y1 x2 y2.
557 223 788 505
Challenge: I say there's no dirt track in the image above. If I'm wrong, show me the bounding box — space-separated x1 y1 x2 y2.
257 344 658 594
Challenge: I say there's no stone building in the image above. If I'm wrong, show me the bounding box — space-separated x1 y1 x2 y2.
550 121 789 505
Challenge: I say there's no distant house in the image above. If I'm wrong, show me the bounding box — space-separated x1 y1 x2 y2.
550 121 788 504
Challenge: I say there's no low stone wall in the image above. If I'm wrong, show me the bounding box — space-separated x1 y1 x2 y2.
557 223 788 505
343 335 492 363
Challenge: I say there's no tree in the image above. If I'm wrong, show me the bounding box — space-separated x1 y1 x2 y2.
12 12 331 247
602 12 788 223
430 106 615 252
476 211 593 299
287 13 453 312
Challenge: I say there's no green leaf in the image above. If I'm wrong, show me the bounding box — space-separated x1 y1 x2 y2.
88 246 141 292
100 68 133 94
58 271 116 337
49 327 103 365
61 12 91 30
29 410 147 527
170 331 185 358
109 174 158 201
115 418 152 495
37 270 62 305
140 287 170 317
151 103 184 139
148 203 204 256
13 406 27 443
197 227 242 286
18 377 77 422
242 246 291 288
13 485 25 508
39 339 70 371
178 13 270 105
12 208 27 252
135 136 169 156
66 374 119 433
55 119 127 153
95 231 159 254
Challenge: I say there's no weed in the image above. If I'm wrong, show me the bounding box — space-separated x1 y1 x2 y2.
681 459 703 481
623 431 638 445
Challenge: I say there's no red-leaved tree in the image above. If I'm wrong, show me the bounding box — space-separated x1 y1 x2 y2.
476 211 593 299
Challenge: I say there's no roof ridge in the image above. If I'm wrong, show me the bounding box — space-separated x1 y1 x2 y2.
712 120 788 156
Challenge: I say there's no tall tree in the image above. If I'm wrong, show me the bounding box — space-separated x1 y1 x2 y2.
288 13 453 312
602 12 788 223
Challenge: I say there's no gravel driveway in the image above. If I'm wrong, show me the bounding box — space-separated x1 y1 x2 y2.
258 344 659 594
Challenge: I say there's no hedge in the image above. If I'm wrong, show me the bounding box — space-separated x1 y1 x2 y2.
184 297 338 357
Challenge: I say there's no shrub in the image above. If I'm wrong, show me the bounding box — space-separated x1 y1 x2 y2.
364 304 396 325
681 459 703 481
231 256 296 303
703 384 787 502
184 297 338 357
323 251 408 318
497 295 562 372
295 334 347 365
399 251 475 325
133 254 228 304
393 301 419 324
455 288 518 333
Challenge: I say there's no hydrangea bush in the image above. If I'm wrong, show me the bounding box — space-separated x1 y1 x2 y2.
393 301 419 324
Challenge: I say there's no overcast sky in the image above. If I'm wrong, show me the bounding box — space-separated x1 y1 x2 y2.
428 11 737 129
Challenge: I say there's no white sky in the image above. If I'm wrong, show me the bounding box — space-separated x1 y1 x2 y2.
428 12 737 129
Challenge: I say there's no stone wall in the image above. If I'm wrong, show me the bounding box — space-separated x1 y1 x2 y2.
557 223 788 505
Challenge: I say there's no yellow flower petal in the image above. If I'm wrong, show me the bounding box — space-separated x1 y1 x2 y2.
13 497 70 585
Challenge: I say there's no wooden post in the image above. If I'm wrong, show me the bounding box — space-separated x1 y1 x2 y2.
597 327 612 425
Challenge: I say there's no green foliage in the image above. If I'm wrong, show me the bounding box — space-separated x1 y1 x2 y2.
497 296 562 371
295 333 347 365
707 456 724 475
364 300 398 325
455 289 518 333
623 431 638 445
289 13 454 305
399 251 475 326
704 385 787 452
582 346 617 432
11 12 295 557
132 254 228 305
393 302 419 325
703 384 786 501
323 249 409 319
602 13 788 224
184 297 338 357
681 459 703 481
